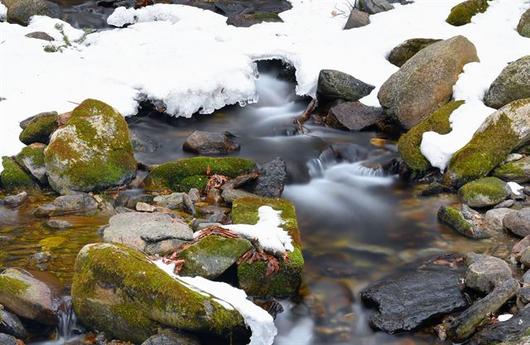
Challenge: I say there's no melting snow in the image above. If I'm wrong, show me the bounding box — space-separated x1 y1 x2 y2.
507 181 524 195
154 259 277 345
498 313 513 322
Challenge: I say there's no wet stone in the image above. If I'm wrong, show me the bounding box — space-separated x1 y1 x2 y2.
504 208 530 237
3 191 28 208
0 333 17 345
183 130 240 155
44 219 73 230
0 308 27 339
34 193 98 218
465 253 513 294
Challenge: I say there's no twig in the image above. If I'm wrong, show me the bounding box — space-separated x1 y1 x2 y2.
294 98 317 134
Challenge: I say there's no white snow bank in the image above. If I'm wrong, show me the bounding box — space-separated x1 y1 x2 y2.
196 205 294 256
1 0 529 172
154 259 277 345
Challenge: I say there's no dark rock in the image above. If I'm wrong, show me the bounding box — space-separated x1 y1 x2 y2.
468 304 530 345
226 11 282 27
518 8 530 38
344 9 370 29
250 157 287 198
114 190 153 209
0 333 17 345
34 193 98 218
519 288 530 305
357 0 394 14
183 131 240 155
360 256 467 333
130 131 160 153
447 278 519 342
30 251 51 270
25 31 54 41
7 0 62 26
325 101 384 131
0 308 27 339
421 182 452 196
465 253 512 294
504 208 530 237
3 191 28 208
317 70 375 102
495 199 516 209
387 38 441 67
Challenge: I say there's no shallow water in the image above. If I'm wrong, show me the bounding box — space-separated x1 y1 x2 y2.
0 62 514 345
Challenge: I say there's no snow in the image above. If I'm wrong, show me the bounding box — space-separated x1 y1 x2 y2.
197 205 294 256
1 0 529 173
154 259 277 345
498 314 513 322
507 181 524 196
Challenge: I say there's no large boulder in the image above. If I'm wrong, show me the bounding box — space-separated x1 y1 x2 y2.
518 9 530 38
102 212 193 256
444 98 530 187
316 70 375 102
484 56 530 109
144 157 255 192
446 0 489 26
378 36 478 129
398 100 464 171
325 101 385 131
387 38 441 67
357 0 393 14
18 112 58 145
458 177 509 208
6 0 61 26
44 99 137 194
493 155 530 183
183 131 240 155
72 243 245 344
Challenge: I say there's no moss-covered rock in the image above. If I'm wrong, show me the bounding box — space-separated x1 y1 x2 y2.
484 56 530 109
15 143 47 185
18 112 58 145
437 205 490 239
44 99 137 194
444 98 530 187
398 101 464 171
387 38 441 67
144 157 255 192
72 243 245 344
458 177 508 208
493 156 530 183
0 157 36 191
446 0 489 26
178 235 252 279
232 197 304 298
517 8 530 38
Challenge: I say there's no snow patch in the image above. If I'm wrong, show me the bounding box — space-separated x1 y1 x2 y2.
498 314 513 322
154 259 277 345
507 181 524 196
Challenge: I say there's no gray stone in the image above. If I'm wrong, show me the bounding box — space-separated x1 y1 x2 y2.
485 208 515 233
513 236 530 260
141 331 201 345
504 208 530 237
34 193 98 218
102 212 193 255
183 131 240 155
521 247 530 267
468 305 530 345
153 193 185 210
0 308 27 339
484 56 530 109
44 219 72 229
135 202 156 212
3 191 28 208
518 287 530 305
250 157 287 198
326 101 385 131
25 31 54 41
7 0 61 26
494 200 516 209
0 333 17 345
465 253 513 293
317 69 375 102
524 270 530 284
344 9 370 29
188 188 201 202
114 190 153 209
357 0 394 14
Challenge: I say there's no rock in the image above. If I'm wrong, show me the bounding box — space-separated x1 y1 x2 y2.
325 101 385 131
446 0 489 26
6 0 61 26
444 99 530 187
221 186 257 204
183 131 240 155
504 208 530 237
144 157 255 192
44 219 73 229
448 278 519 342
72 243 245 344
468 306 530 345
519 287 530 305
0 157 36 191
495 199 515 209
0 333 17 345
15 144 47 185
3 191 28 208
30 251 51 270
484 56 530 109
484 208 516 233
344 9 370 29
513 236 530 259
459 177 509 208
44 99 137 194
398 101 464 171
0 268 58 325
249 157 287 198
34 193 98 217
524 270 530 284
25 31 54 41
153 193 185 209
387 38 441 67
494 156 530 184
102 212 193 255
135 202 156 212
233 197 304 298
360 255 467 333
357 0 393 14
316 70 375 102
114 190 153 209
141 331 201 345
518 9 530 38
226 11 282 27
465 253 512 294
438 205 490 239
521 247 530 267
378 36 478 129
18 111 58 145
0 308 27 339
178 234 252 279
188 188 201 202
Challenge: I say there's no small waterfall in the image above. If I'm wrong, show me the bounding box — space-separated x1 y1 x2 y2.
57 296 77 341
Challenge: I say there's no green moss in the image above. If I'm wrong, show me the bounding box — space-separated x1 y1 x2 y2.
437 205 472 234
39 236 67 251
0 275 30 296
398 101 464 171
15 145 45 167
0 157 36 191
19 112 58 145
388 38 441 67
493 156 529 183
144 157 255 192
444 112 520 187
458 177 508 207
232 197 304 298
446 0 489 26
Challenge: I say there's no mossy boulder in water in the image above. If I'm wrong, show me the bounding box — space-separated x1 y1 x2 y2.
0 157 36 191
458 177 508 208
446 0 489 26
493 156 530 183
18 112 58 145
72 243 245 344
484 56 530 109
144 157 255 192
15 144 47 185
44 99 137 194
232 197 304 298
444 98 530 187
398 101 464 172
387 38 441 67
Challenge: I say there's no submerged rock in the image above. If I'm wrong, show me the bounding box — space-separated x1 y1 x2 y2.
183 131 240 155
72 243 245 344
6 0 61 26
344 9 370 29
518 9 530 38
325 101 385 131
18 111 58 145
44 99 137 194
465 253 512 294
484 56 530 109
446 0 489 26
2 191 28 209
316 70 375 103
102 212 193 255
387 38 441 67
468 306 530 345
504 208 530 237
444 98 530 187
459 177 509 208
357 0 393 14
378 36 478 129
34 193 98 217
493 156 530 183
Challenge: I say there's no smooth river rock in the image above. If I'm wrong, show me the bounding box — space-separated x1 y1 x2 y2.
504 208 530 237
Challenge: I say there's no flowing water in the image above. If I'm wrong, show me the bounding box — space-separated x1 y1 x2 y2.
0 61 515 344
